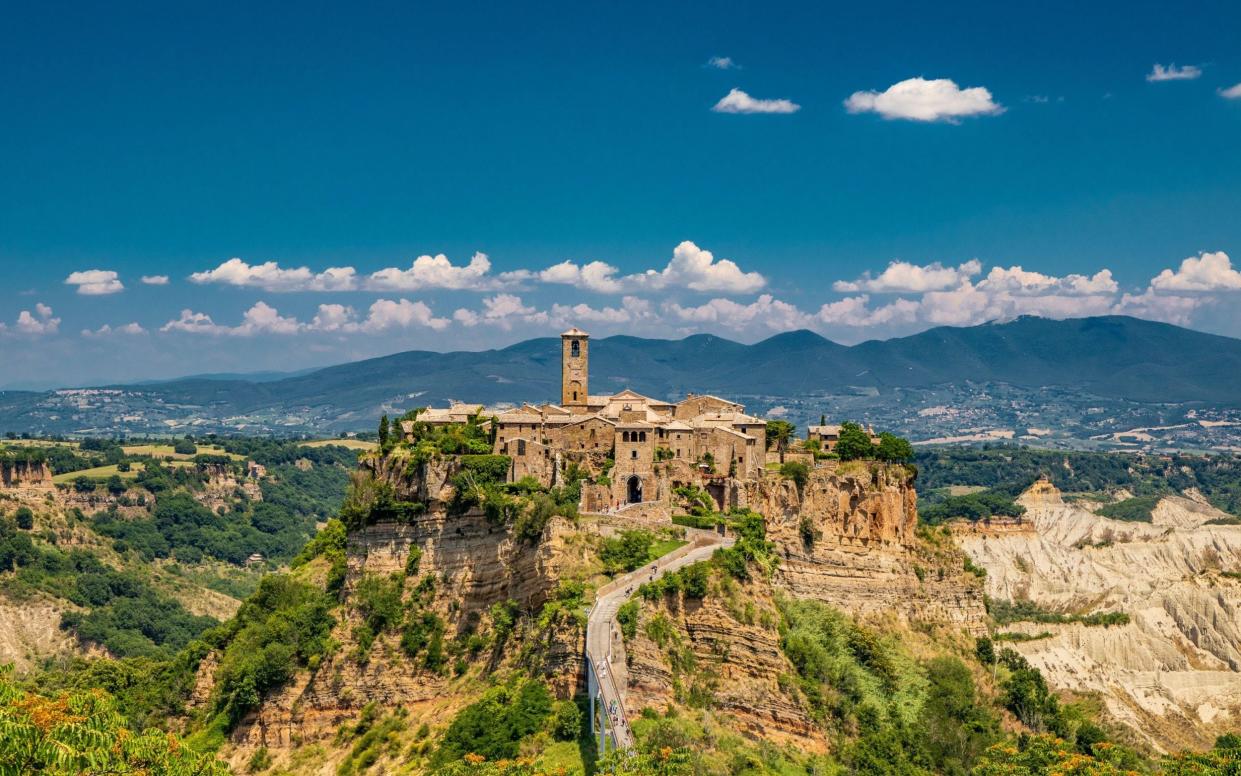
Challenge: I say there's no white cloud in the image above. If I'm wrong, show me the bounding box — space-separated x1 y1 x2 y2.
453 294 548 330
636 241 766 293
815 295 919 327
65 269 124 296
530 260 625 294
141 275 170 285
82 322 147 337
1147 63 1202 82
977 266 1118 296
1115 289 1203 326
834 260 982 293
366 252 496 291
712 88 800 114
666 294 811 332
4 303 60 336
353 299 451 332
548 297 654 326
520 241 765 295
1149 251 1241 293
706 56 739 70
844 77 1003 122
160 301 303 336
189 258 357 292
1221 83 1241 99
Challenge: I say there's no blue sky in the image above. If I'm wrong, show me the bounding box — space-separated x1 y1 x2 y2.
3 0 1241 387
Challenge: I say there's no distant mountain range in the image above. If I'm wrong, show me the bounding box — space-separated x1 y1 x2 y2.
4 315 1241 438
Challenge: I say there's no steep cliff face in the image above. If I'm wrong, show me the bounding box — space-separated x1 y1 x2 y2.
0 459 52 488
221 456 988 769
618 464 987 752
740 465 986 631
222 452 591 770
957 482 1241 752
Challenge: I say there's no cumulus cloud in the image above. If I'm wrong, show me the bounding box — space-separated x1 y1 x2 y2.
82 322 147 337
518 241 765 295
815 295 919 327
65 269 124 296
453 294 548 330
1221 83 1241 99
355 299 451 332
528 260 625 294
666 294 811 332
190 258 357 292
977 266 1118 296
712 88 800 114
2 303 61 336
834 260 982 293
161 301 304 336
1114 288 1203 326
1149 251 1241 293
141 275 170 285
844 77 1003 122
161 298 450 336
366 252 498 291
1147 63 1201 82
706 56 739 70
637 241 766 293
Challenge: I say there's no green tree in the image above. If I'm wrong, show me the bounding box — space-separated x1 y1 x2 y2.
835 421 875 461
173 438 197 455
106 474 127 495
0 666 229 775
765 420 795 459
780 460 810 491
14 506 34 530
875 432 914 463
378 414 391 450
73 475 96 493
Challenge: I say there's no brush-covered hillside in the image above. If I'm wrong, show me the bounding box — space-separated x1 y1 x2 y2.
6 421 1241 774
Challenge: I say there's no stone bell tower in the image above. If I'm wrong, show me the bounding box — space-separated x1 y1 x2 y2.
561 327 589 409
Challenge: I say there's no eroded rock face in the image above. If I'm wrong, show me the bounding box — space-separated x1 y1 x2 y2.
624 581 825 751
224 454 587 766
744 466 986 632
958 481 1241 751
621 465 987 752
0 460 52 488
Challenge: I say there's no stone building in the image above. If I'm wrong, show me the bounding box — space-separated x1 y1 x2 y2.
410 328 772 513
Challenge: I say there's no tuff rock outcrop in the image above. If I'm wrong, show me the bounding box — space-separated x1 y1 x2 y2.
956 480 1241 751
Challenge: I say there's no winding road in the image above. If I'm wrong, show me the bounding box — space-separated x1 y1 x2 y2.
584 528 735 752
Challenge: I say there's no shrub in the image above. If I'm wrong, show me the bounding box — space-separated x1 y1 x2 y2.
14 506 33 530
779 460 810 491
599 529 654 574
433 678 555 765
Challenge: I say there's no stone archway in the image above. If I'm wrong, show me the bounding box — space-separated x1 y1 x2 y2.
626 475 643 504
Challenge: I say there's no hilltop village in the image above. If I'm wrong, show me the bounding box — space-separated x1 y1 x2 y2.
400 328 873 516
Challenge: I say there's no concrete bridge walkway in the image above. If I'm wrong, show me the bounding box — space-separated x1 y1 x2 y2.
584 528 735 754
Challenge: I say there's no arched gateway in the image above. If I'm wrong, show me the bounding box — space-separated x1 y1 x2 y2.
626 475 643 504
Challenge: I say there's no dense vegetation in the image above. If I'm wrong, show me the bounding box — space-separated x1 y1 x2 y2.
0 666 229 775
0 515 215 657
1096 495 1160 522
915 444 1241 517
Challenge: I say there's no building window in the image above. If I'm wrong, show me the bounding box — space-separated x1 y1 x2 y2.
571 340 580 357
638 431 646 442
517 440 526 455
631 450 638 459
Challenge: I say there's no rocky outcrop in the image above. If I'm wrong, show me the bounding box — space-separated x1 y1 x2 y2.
624 579 825 750
958 482 1241 751
0 460 52 488
194 462 261 512
743 465 986 632
225 453 588 763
